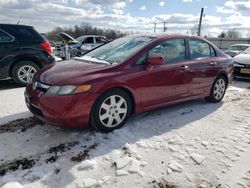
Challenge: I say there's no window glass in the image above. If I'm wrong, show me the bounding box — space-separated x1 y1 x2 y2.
96 37 108 43
229 45 249 51
15 28 40 41
149 39 186 63
134 53 147 66
0 30 13 42
84 36 154 64
84 37 94 43
189 39 211 59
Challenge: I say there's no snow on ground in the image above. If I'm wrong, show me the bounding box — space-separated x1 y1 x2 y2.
0 79 250 188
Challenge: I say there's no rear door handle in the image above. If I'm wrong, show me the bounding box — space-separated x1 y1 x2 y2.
209 62 217 66
181 65 190 71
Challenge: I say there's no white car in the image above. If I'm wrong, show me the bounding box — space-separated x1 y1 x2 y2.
224 44 250 57
233 47 250 78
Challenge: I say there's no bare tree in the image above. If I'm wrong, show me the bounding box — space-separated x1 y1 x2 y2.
45 22 127 42
190 24 199 35
218 32 226 38
226 29 241 39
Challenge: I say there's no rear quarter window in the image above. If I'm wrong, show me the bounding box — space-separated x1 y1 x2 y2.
0 29 14 42
13 27 43 42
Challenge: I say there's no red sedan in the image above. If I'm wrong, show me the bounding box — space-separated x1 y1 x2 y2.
25 34 233 132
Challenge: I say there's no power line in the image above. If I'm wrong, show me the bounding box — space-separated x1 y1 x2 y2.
153 21 168 33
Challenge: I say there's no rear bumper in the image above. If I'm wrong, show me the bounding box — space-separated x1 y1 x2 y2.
25 84 98 128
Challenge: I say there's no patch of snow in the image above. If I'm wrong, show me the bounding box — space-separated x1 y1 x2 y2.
168 160 183 173
190 153 205 164
128 159 141 173
77 160 96 171
114 156 132 169
1 182 23 188
116 170 129 176
82 178 97 188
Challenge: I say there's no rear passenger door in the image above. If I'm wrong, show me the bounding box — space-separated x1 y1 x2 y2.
188 38 219 96
0 29 15 63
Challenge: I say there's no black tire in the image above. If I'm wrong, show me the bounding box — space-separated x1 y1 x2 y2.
90 89 132 133
205 75 227 103
12 61 39 86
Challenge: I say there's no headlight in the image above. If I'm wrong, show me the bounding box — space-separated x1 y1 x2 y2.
46 85 92 96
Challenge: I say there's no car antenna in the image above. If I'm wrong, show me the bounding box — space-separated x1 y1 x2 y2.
17 16 22 24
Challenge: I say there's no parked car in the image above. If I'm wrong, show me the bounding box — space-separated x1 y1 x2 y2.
25 34 233 132
58 32 108 60
0 24 55 85
233 47 250 78
224 44 250 57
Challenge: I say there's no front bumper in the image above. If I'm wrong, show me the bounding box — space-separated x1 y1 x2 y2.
25 84 98 128
233 66 250 78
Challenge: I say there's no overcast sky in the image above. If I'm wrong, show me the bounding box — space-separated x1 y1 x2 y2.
1 0 250 37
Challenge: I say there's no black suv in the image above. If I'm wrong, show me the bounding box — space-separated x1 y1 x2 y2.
0 24 55 85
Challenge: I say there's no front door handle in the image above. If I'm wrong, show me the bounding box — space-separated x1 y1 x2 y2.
181 65 190 71
209 62 217 66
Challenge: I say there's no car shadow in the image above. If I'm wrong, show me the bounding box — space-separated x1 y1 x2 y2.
233 78 250 89
0 80 23 90
14 98 223 188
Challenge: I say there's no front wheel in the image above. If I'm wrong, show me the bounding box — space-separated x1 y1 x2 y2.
205 76 227 103
90 89 132 133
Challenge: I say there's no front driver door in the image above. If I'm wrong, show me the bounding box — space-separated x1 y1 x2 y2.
140 38 192 108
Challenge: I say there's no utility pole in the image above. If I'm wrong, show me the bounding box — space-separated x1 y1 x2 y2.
197 8 204 36
154 23 157 33
163 22 167 32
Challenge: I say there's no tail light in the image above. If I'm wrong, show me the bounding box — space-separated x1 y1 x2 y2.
41 41 52 54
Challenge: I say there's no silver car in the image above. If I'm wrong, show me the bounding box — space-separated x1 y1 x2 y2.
58 33 108 60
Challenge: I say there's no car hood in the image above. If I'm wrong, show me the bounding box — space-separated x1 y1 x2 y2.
58 32 77 43
37 57 114 85
233 53 250 65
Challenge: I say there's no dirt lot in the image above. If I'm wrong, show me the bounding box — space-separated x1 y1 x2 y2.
0 79 250 188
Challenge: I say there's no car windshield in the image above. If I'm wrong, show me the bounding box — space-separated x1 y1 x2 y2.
242 47 250 54
76 36 86 42
229 45 249 51
80 35 155 64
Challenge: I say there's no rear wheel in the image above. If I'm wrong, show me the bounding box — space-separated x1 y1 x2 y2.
91 89 132 132
205 75 227 103
12 61 39 86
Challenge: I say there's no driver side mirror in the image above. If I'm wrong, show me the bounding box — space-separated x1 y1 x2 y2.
148 55 165 66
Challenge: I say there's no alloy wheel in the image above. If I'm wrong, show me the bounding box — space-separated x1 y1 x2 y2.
17 65 37 84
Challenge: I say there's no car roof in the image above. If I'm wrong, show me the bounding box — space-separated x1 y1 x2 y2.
0 23 33 28
124 33 203 40
77 35 106 38
231 44 250 47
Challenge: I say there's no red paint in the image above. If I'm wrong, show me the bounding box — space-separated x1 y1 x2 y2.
25 34 233 128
